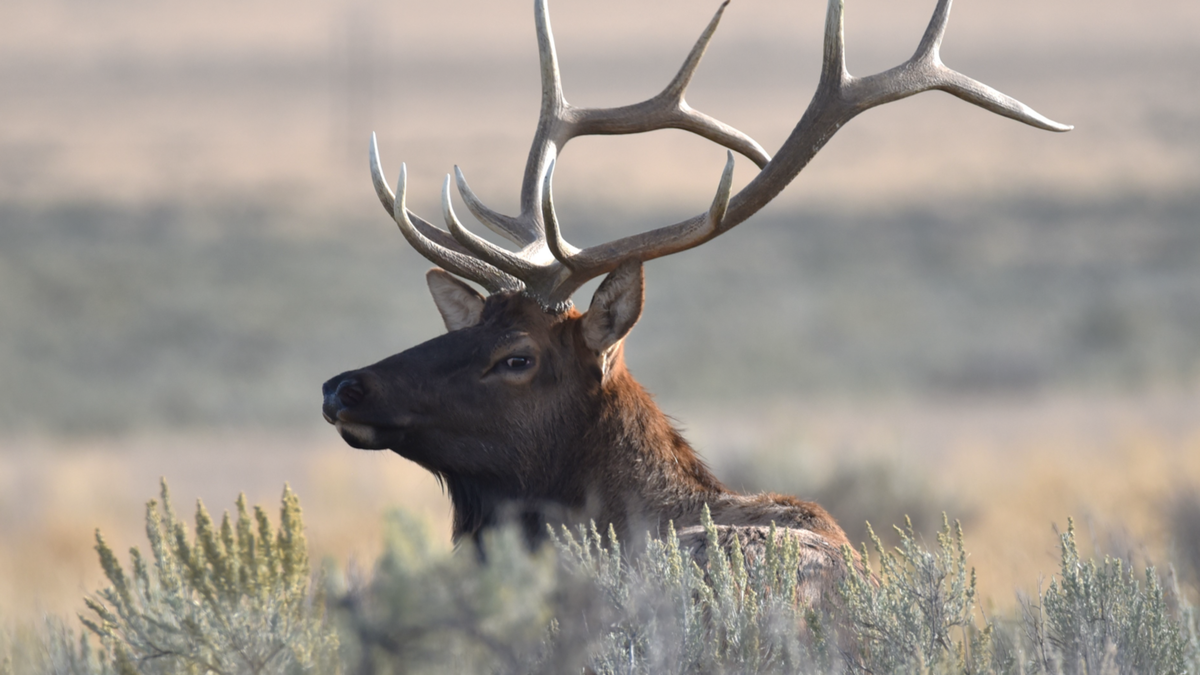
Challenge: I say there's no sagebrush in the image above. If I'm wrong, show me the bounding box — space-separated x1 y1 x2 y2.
4 485 1198 675
4 481 340 675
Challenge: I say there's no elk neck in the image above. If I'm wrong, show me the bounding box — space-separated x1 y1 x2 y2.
445 325 730 549
584 348 731 534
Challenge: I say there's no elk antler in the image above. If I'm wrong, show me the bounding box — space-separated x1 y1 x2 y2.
370 0 1071 311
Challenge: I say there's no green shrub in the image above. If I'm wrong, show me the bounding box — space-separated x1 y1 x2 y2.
1 617 105 675
551 509 824 674
837 517 993 674
1019 519 1192 675
339 510 990 674
337 511 572 675
8 484 1200 675
79 480 338 675
339 509 1200 675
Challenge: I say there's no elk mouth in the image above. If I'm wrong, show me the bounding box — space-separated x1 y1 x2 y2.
332 417 406 450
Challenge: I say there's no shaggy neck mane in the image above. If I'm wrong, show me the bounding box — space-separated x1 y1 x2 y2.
598 362 726 496
441 357 728 547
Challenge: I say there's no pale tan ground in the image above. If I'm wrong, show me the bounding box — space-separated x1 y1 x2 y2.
682 391 1200 605
0 431 452 622
3 391 1200 620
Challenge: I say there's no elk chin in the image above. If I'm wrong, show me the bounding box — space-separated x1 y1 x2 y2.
334 421 401 450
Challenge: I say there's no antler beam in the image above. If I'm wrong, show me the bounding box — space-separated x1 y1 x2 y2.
722 0 1071 225
371 0 1071 309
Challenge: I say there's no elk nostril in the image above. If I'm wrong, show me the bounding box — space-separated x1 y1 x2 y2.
336 379 365 407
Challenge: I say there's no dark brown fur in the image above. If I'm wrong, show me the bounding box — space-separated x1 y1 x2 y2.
324 286 850 597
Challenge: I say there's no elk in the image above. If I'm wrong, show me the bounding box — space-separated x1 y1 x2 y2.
323 0 1069 599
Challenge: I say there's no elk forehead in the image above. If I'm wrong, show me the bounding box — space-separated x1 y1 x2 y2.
481 291 578 328
469 292 581 354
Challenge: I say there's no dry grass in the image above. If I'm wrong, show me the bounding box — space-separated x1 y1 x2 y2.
0 432 451 622
684 392 1200 605
4 392 1200 624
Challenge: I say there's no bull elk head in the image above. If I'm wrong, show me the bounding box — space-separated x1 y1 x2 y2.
323 0 1069 579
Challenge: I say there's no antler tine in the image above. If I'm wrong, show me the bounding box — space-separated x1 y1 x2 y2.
931 70 1074 133
534 0 565 117
819 0 849 92
841 0 1075 132
669 0 1072 241
916 0 953 58
906 0 1073 132
419 0 773 306
662 1 729 101
512 0 565 226
564 2 771 169
453 167 539 247
474 0 772 248
369 133 476 256
369 131 397 216
580 151 735 265
709 150 736 228
557 0 1071 298
387 162 523 294
441 175 541 278
539 152 736 303
570 0 771 169
378 0 1070 308
541 159 579 272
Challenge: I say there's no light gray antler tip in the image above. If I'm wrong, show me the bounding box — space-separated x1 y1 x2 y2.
369 132 398 215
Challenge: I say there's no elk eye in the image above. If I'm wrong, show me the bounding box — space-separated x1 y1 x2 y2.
503 356 533 370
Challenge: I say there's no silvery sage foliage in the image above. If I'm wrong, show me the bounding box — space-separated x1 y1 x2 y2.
337 506 831 675
81 480 339 675
8 486 1200 675
1020 519 1192 675
552 506 829 675
837 517 994 674
1 617 110 675
337 510 577 675
307 506 1200 674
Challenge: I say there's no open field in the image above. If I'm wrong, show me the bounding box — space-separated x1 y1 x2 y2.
1 0 1199 630
4 392 1200 622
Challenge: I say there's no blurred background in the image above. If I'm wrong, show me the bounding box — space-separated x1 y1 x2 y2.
2 0 1199 620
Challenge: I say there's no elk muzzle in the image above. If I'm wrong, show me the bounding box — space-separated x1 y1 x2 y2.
321 370 396 450
322 375 364 422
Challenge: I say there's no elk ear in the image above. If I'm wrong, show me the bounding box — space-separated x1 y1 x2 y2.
581 260 645 354
427 268 485 332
